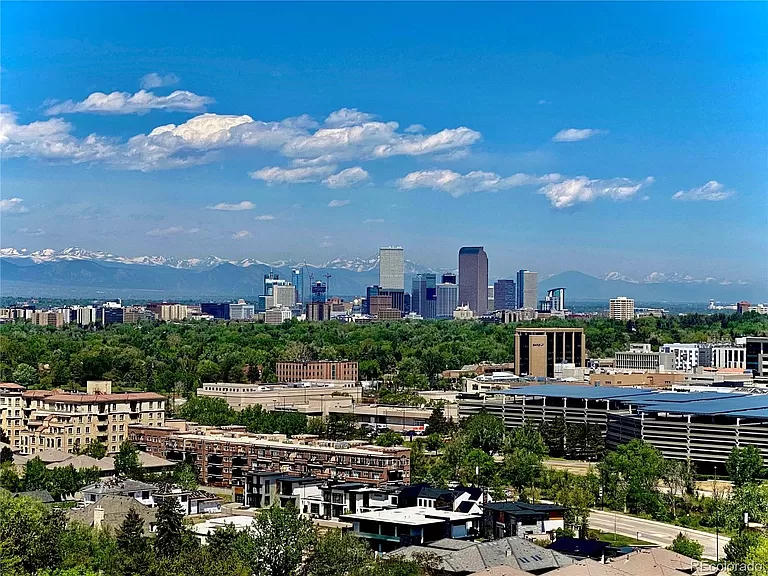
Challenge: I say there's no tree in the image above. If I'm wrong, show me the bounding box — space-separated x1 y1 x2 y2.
12 363 39 388
155 496 186 558
726 445 764 487
0 446 13 464
116 507 147 555
248 504 317 576
725 531 763 576
662 459 695 519
598 440 665 515
553 472 599 538
409 439 431 484
744 537 768 576
503 448 544 501
667 532 704 560
114 440 142 479
0 461 22 492
463 410 504 455
305 529 371 576
540 417 566 457
458 449 498 488
173 462 198 490
505 421 548 458
425 434 443 455
24 456 48 491
425 406 451 436
375 431 403 447
306 416 326 437
84 440 107 460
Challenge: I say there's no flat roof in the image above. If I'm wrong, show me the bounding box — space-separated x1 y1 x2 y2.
638 394 768 416
492 385 657 401
342 506 478 526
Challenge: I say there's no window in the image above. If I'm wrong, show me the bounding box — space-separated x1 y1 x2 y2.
310 503 320 514
264 496 270 506
142 491 149 499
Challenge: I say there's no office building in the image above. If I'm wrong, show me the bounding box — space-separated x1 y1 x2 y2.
153 303 189 321
311 281 327 303
411 273 437 319
264 307 293 325
609 297 635 321
128 424 410 488
458 247 488 315
660 343 705 371
487 286 495 312
614 347 676 371
123 306 154 324
376 308 403 321
493 279 516 311
292 269 304 303
710 344 747 369
514 327 585 378
436 283 459 319
75 306 98 326
99 303 124 325
746 337 768 376
542 288 566 313
515 270 538 309
198 381 360 414
367 295 394 317
453 305 474 320
272 283 296 308
441 272 457 285
305 302 332 321
19 380 165 455
276 360 358 382
379 246 405 290
201 302 230 320
229 300 255 320
31 311 68 328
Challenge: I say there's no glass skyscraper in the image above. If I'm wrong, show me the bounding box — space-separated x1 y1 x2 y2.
411 273 437 319
493 279 516 310
516 269 539 309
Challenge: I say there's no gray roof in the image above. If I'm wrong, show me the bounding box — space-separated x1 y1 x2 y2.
68 495 156 534
82 478 156 494
13 490 55 503
389 537 573 574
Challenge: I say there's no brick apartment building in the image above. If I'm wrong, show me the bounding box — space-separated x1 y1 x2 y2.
276 360 359 383
128 423 409 488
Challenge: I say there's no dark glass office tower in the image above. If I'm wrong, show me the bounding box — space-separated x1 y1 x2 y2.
493 279 516 311
458 247 488 315
411 273 437 319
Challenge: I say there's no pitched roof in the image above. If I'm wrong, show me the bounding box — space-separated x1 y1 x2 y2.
82 478 156 494
68 495 156 534
30 449 72 463
47 454 114 472
468 566 531 576
546 559 634 576
617 548 693 575
485 501 567 516
137 451 174 468
13 490 55 503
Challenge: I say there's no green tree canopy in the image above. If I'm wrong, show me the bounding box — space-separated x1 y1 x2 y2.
726 445 764 487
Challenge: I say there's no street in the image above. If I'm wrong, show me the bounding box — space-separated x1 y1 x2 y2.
589 509 730 561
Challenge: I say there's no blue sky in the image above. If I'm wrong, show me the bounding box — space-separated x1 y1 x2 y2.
1 2 766 284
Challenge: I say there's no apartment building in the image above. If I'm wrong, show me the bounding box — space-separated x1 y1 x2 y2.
609 297 635 321
660 343 703 371
0 382 26 451
19 381 166 455
276 360 359 383
128 424 410 488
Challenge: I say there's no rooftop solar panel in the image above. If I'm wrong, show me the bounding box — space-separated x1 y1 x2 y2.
638 394 768 415
492 384 657 400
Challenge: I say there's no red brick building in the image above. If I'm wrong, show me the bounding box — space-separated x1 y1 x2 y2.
276 360 358 383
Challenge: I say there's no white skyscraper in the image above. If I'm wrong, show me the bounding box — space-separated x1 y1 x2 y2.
379 246 404 290
609 296 635 321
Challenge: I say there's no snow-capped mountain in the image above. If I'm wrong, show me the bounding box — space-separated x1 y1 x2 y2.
603 270 746 286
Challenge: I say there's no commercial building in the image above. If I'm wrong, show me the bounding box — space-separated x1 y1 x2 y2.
376 308 403 321
200 302 230 320
272 283 297 308
710 344 747 369
229 300 255 320
264 307 293 325
458 247 488 315
589 372 686 388
19 380 166 455
436 283 459 319
123 307 155 324
515 270 538 310
514 328 585 378
453 305 474 320
100 302 124 325
379 247 405 290
276 360 358 382
487 286 495 312
541 288 566 313
306 302 332 321
128 424 410 488
411 274 437 319
493 279 516 311
310 281 328 303
327 404 457 434
614 345 676 371
746 337 768 376
198 381 361 414
441 273 456 285
609 297 635 321
660 343 704 371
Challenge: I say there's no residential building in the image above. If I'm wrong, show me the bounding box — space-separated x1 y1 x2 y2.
379 246 405 290
458 247 488 315
68 494 157 535
276 360 358 382
152 304 188 321
128 424 411 488
398 485 488 515
0 382 25 451
19 380 166 455
229 300 255 320
609 297 635 321
82 479 157 507
436 283 459 319
746 337 768 376
31 311 68 328
153 485 222 515
515 270 538 310
306 302 332 321
317 481 400 518
200 302 231 320
660 343 703 371
453 305 474 320
197 381 361 414
411 273 437 319
192 516 255 545
492 279 516 311
342 507 481 553
239 470 282 507
483 502 566 539
272 283 297 308
514 327 585 378
264 307 293 325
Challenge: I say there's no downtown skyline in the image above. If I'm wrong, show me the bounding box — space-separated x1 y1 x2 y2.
1 3 766 286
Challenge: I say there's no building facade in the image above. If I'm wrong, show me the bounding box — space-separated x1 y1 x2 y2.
411 274 437 319
198 381 361 414
379 247 405 290
609 297 635 321
306 302 332 321
514 327 585 378
229 300 255 320
660 343 703 371
515 270 538 310
0 382 25 451
614 349 676 371
436 283 459 319
710 344 747 369
276 360 359 382
458 247 488 315
493 279 516 311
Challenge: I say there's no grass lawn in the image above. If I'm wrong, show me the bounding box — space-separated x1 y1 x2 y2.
590 530 653 547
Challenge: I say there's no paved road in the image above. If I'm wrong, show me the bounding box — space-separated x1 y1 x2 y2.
589 509 729 561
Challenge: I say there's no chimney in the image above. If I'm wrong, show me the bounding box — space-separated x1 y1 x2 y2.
93 505 105 529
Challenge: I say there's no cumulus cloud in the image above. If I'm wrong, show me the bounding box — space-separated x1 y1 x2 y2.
146 226 199 237
323 167 369 189
141 73 181 89
249 164 337 185
539 176 654 208
404 124 425 133
45 90 213 115
0 197 30 214
254 214 275 221
397 169 562 198
207 201 255 211
232 230 252 240
327 199 350 208
324 108 376 127
672 181 735 201
552 128 605 142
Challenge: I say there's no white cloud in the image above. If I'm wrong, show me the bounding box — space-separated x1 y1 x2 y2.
672 181 735 201
323 167 369 189
372 127 481 158
249 164 337 185
539 176 654 209
324 108 376 127
15 227 45 236
320 241 333 248
552 128 605 142
141 73 181 89
254 214 275 221
146 226 199 237
404 124 425 133
0 197 29 214
328 199 350 208
397 169 562 198
363 218 385 224
538 99 552 105
232 230 252 240
207 201 255 211
45 90 213 115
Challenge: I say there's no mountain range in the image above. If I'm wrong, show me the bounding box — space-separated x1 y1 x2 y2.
0 247 765 303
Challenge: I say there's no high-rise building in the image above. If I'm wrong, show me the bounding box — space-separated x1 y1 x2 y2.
493 279 516 311
436 283 459 319
311 281 328 303
545 288 566 313
292 269 304 304
515 270 538 309
379 247 405 290
272 283 297 308
411 274 437 319
487 286 495 312
441 273 457 285
264 272 280 296
515 327 585 378
609 297 635 321
458 247 488 315
201 302 231 320
230 300 255 320
306 302 332 321
745 337 768 376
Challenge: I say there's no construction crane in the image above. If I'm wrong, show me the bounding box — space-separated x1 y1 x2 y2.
324 273 332 298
